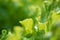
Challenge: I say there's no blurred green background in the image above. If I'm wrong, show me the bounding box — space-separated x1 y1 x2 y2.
0 0 60 40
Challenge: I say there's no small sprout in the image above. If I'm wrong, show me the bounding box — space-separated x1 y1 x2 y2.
19 18 34 37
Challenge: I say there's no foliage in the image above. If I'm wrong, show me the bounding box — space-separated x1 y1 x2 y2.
0 0 60 40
